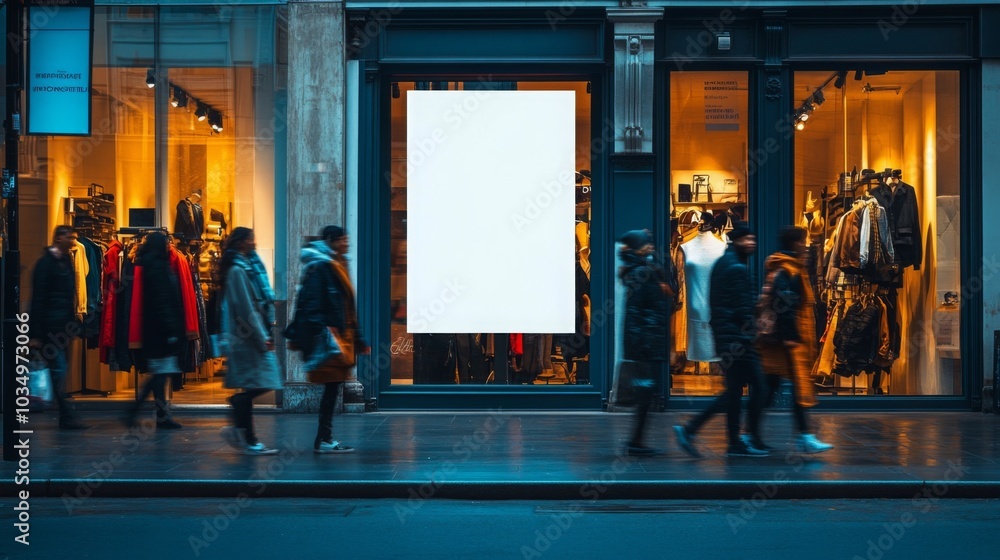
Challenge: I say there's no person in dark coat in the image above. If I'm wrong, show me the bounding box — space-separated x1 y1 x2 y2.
294 225 369 454
673 222 768 458
29 225 88 430
125 232 184 429
619 229 671 456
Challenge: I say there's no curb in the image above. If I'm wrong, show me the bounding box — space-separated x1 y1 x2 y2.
5 480 1000 500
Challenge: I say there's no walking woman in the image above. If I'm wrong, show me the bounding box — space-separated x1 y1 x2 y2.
126 232 183 429
619 229 672 456
218 227 284 455
295 225 368 453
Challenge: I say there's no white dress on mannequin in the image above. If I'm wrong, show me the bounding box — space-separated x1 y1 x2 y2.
680 230 727 362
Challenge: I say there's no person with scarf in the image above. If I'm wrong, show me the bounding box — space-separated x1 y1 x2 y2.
218 227 284 455
748 226 834 454
618 229 672 456
294 225 369 453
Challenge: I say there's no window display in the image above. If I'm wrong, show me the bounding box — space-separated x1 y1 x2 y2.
389 81 592 385
794 70 961 396
11 6 286 405
668 71 750 396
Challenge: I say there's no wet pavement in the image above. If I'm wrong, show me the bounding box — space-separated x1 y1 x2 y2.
1 410 998 499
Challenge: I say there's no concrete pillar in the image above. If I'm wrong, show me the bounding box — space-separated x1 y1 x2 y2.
607 7 661 408
982 60 1000 411
283 0 355 412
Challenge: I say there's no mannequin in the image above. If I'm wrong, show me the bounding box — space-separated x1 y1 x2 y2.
174 189 205 241
678 212 727 363
799 190 825 246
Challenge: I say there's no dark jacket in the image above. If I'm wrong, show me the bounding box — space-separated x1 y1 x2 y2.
295 241 367 360
141 261 185 359
709 246 758 362
771 266 803 343
621 252 669 362
870 181 921 270
29 247 77 342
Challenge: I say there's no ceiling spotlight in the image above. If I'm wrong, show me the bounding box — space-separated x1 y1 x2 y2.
209 110 223 132
170 87 187 108
812 89 825 105
195 103 208 121
146 68 156 88
795 121 806 131
799 112 810 122
834 71 848 89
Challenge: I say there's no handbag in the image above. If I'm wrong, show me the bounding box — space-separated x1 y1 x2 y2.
325 327 357 368
27 353 53 411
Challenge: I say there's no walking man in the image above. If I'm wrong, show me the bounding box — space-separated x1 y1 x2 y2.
29 225 89 430
673 222 767 457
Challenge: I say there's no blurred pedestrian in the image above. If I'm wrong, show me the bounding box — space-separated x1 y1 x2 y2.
294 226 368 454
28 225 88 430
673 222 769 458
125 232 184 429
619 229 672 456
218 227 284 455
749 226 834 454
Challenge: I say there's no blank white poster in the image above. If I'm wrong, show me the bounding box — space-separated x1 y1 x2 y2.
407 90 576 333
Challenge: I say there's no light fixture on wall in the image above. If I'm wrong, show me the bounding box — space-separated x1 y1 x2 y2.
195 102 208 121
146 68 156 88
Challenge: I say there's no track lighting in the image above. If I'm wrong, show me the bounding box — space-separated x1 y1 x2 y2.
795 121 806 131
209 110 223 132
834 71 847 89
195 102 208 121
146 68 156 88
170 86 187 108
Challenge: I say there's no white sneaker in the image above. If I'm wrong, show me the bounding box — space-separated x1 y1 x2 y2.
220 426 246 450
797 434 834 454
315 440 355 454
244 442 279 455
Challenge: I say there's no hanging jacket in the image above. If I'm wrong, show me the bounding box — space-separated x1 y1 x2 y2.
833 299 882 376
100 240 124 363
870 181 922 270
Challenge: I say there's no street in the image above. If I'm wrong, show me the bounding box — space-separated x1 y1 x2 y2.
1 498 997 559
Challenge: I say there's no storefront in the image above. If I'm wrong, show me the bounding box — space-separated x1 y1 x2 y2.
348 2 984 411
2 2 288 407
4 1 993 412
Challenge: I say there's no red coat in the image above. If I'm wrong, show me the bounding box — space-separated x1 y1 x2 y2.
99 240 123 363
128 246 200 349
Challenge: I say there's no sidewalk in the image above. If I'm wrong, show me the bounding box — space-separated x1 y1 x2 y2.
2 410 998 500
